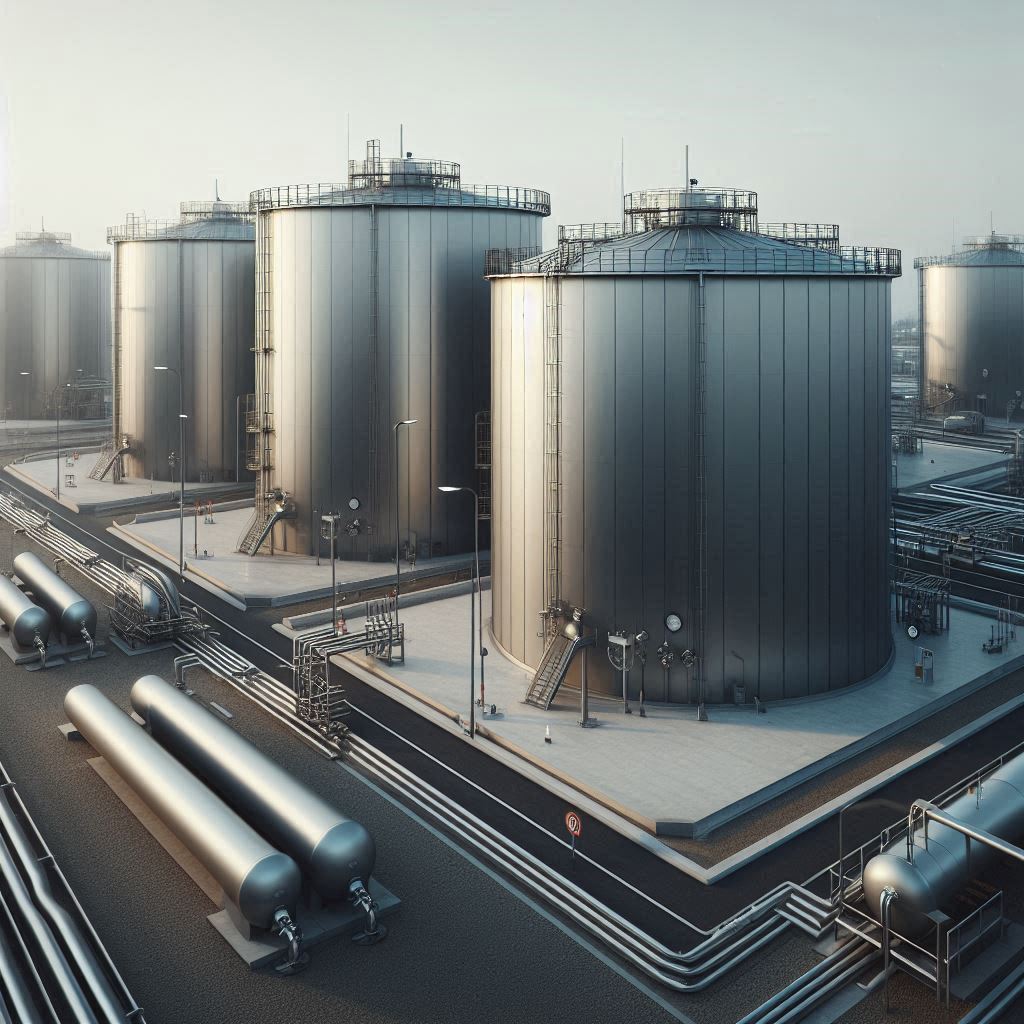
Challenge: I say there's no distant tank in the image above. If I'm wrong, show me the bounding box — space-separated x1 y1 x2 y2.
0 575 51 652
108 201 255 482
0 231 110 420
918 233 1024 418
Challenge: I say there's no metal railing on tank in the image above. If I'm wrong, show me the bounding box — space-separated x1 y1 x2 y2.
493 245 903 277
759 222 841 252
249 182 551 216
623 187 759 232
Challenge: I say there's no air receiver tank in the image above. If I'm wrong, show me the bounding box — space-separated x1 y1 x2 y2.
65 684 301 930
130 674 376 900
862 751 1024 937
0 575 51 651
13 552 96 642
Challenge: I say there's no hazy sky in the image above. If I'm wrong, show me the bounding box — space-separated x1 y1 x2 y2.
2 0 1021 316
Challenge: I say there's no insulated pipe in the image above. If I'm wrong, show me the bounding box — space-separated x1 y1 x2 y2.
130 674 375 901
12 553 95 642
65 684 301 930
0 575 50 652
0 792 125 1023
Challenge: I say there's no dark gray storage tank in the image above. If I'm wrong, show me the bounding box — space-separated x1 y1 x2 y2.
489 188 901 704
108 201 255 482
240 139 549 557
0 231 110 420
918 233 1024 417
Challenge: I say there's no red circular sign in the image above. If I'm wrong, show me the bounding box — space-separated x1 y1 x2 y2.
565 811 582 838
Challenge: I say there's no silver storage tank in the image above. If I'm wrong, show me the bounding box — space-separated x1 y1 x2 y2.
108 201 255 482
918 233 1024 416
131 673 375 901
490 190 901 704
0 231 110 420
65 684 302 929
241 140 549 557
0 575 51 651
12 551 96 642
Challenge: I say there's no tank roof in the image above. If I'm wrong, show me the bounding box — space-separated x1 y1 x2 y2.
0 231 108 260
107 201 255 243
488 182 898 278
250 137 550 216
914 232 1024 269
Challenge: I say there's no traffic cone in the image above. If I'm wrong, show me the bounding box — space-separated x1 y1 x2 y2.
544 725 552 744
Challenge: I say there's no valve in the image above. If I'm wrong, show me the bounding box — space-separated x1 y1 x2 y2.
350 879 387 945
657 642 675 669
272 907 309 975
79 625 95 659
33 633 47 667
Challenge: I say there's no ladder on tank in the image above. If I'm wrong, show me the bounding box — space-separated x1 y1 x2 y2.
237 496 293 556
524 631 595 710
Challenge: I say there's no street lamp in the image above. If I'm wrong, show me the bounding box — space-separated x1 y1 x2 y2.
18 373 29 421
438 485 485 739
154 366 186 578
393 419 417 646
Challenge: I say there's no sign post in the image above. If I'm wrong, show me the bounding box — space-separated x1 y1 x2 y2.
565 810 582 862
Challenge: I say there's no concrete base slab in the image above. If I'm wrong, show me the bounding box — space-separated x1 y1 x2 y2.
58 722 81 741
108 634 176 657
323 589 1024 851
0 631 102 670
949 922 1024 1002
208 879 400 970
111 505 480 608
4 454 243 514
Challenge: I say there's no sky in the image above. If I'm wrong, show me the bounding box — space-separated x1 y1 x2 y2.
1 0 1021 317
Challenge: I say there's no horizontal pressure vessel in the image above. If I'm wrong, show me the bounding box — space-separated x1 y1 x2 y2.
862 751 1024 936
12 552 96 641
65 684 301 929
131 674 375 900
0 575 50 651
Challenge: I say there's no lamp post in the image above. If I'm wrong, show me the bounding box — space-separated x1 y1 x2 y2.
154 366 185 578
17 372 29 423
393 419 417 645
438 485 484 737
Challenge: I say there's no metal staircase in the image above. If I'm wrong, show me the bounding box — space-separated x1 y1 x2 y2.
89 436 131 482
237 495 291 556
525 629 594 709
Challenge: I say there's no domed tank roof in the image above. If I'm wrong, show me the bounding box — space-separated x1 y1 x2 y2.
0 230 108 260
250 138 550 217
491 185 900 278
915 233 1024 269
107 201 255 243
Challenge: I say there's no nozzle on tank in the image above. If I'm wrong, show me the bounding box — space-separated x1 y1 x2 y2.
272 907 309 975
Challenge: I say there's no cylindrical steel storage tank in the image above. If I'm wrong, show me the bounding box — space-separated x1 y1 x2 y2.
0 231 110 420
12 552 95 641
65 684 301 929
862 751 1024 936
244 140 549 557
918 233 1024 417
0 575 51 651
490 191 900 704
130 674 375 899
108 201 255 482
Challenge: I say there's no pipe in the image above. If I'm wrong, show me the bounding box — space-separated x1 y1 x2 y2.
0 794 124 1022
130 675 375 903
0 891 47 1024
0 830 98 1023
65 684 301 931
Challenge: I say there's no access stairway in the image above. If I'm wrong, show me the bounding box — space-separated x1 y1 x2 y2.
89 436 132 481
237 497 292 556
524 629 595 709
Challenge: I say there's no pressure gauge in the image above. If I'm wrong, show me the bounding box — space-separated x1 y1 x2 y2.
348 497 361 511
907 623 920 640
665 613 682 633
